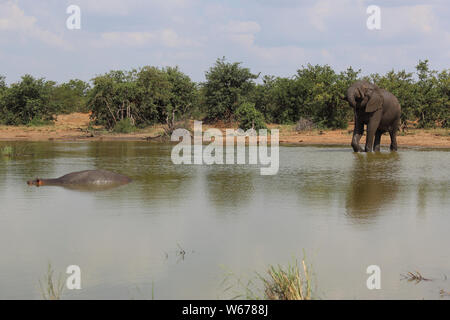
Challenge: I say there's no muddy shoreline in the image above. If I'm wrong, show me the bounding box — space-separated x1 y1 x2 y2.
0 113 449 148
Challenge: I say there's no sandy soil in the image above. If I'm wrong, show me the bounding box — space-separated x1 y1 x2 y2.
0 113 449 148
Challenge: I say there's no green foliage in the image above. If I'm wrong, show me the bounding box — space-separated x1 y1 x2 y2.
235 102 267 131
113 118 136 133
0 75 56 125
27 117 53 127
370 60 449 129
203 57 259 122
50 79 90 114
414 60 449 128
0 59 448 130
253 65 358 128
88 66 197 129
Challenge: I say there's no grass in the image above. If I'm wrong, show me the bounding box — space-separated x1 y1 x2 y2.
113 118 136 134
39 263 65 300
0 144 31 158
27 117 53 127
440 289 450 297
261 259 313 300
0 145 13 157
401 271 431 283
222 256 315 300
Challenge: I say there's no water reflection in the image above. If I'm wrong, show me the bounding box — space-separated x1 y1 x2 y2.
345 152 400 221
205 167 256 210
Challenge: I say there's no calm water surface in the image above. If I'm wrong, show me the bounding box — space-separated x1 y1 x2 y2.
0 141 449 299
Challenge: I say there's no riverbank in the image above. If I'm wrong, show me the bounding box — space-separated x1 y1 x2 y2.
0 113 449 148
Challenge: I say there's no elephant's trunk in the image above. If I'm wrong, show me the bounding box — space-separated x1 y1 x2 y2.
346 86 357 108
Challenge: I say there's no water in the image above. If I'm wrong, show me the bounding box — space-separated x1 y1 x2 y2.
0 141 449 299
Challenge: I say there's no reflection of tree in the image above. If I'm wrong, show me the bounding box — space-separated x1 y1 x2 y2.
416 179 449 217
1 142 58 193
345 152 400 222
205 168 255 210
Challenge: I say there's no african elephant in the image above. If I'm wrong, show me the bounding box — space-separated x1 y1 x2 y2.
345 80 401 152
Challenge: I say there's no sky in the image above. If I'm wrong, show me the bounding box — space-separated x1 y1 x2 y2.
0 0 448 84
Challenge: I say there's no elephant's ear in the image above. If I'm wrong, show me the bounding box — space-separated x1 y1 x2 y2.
365 91 383 112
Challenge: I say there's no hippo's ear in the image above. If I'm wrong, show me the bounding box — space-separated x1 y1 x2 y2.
365 90 383 113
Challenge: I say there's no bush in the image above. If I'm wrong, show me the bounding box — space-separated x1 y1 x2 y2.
235 102 267 131
27 117 53 127
203 57 259 122
295 118 315 131
113 118 136 133
0 75 56 125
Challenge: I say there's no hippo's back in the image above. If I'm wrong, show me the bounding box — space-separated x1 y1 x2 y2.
58 170 131 185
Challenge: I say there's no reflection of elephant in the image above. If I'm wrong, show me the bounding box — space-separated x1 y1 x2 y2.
345 80 401 152
345 153 399 221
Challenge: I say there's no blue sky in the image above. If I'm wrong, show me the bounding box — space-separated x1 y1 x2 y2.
0 0 448 84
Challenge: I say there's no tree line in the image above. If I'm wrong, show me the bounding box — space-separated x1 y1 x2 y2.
0 58 448 131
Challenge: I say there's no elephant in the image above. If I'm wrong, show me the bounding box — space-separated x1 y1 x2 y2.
345 80 401 152
27 170 132 188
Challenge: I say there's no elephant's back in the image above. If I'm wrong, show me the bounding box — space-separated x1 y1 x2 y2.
57 170 132 185
378 89 401 131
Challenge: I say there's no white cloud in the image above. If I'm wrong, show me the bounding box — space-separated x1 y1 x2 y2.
0 1 68 49
95 29 200 48
75 0 199 16
222 21 261 34
381 5 438 35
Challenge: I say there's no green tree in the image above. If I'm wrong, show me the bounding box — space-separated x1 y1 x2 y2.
236 102 267 130
203 57 259 122
414 60 448 128
51 79 90 114
1 75 56 125
164 66 197 129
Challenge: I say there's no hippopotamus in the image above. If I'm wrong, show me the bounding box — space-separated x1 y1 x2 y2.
27 170 132 188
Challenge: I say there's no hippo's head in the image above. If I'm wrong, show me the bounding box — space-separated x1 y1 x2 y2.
27 179 44 187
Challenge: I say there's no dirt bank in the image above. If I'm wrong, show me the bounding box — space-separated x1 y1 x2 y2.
0 113 449 148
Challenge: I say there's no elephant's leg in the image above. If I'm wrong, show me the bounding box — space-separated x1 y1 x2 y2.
365 112 381 152
351 119 364 152
389 129 398 151
374 129 383 152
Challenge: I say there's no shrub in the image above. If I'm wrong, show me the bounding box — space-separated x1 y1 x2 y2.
235 102 267 131
113 118 136 133
203 57 259 122
295 117 316 131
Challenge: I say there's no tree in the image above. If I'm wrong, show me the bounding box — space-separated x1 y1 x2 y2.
51 79 90 114
235 102 266 130
88 66 196 130
414 60 448 128
164 66 197 131
203 57 259 122
1 75 56 125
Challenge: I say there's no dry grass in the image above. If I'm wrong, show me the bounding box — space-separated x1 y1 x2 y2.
39 263 65 300
222 256 315 300
401 271 431 283
261 259 312 300
440 289 450 297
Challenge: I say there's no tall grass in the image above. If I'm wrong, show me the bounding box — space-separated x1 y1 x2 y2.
261 259 312 300
0 146 14 157
0 144 32 158
39 263 65 300
222 256 315 300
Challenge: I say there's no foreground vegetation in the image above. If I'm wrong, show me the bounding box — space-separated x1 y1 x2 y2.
223 258 314 300
1 59 448 132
